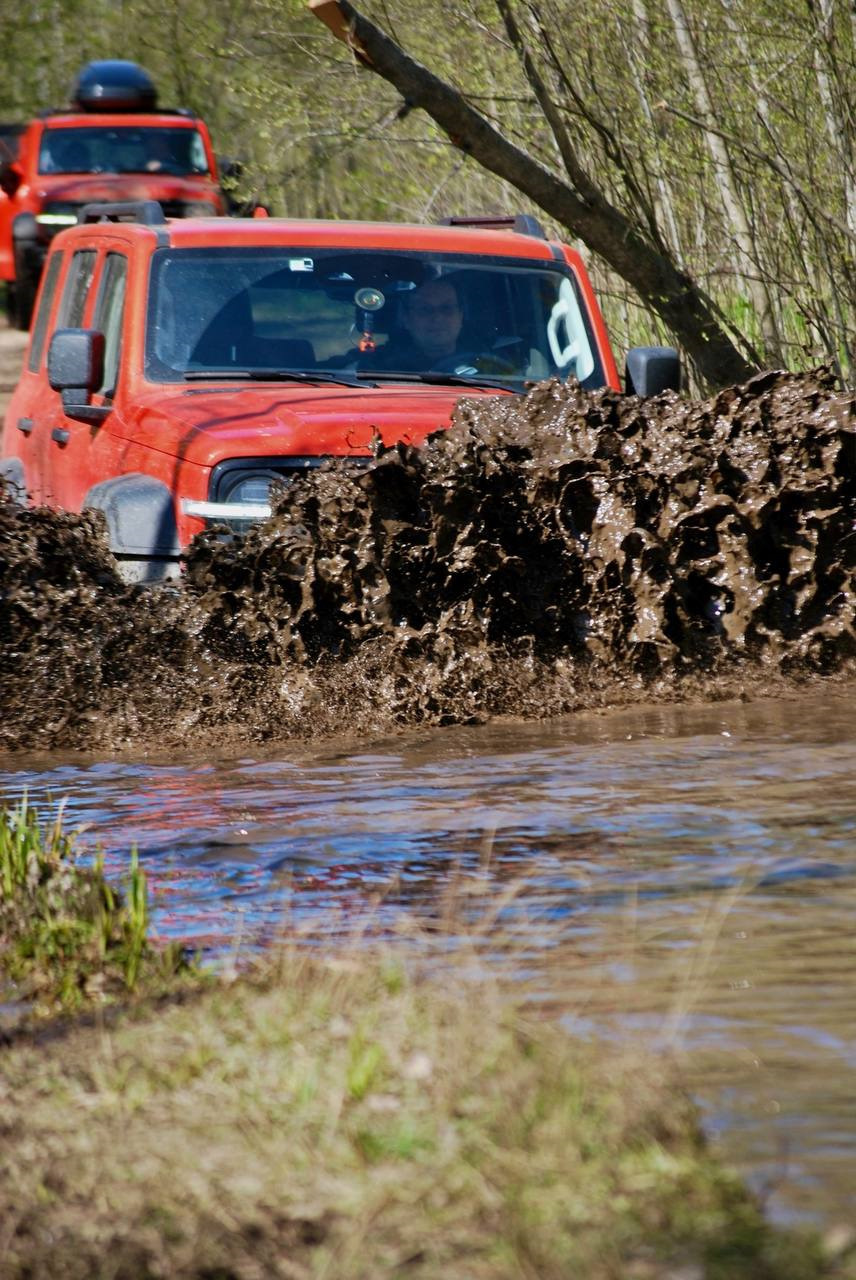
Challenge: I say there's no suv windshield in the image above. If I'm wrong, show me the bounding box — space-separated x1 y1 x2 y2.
39 126 209 176
145 247 604 389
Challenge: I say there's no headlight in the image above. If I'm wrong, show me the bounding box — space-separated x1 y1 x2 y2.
180 200 218 217
222 472 276 506
182 469 278 533
35 204 80 241
35 212 79 226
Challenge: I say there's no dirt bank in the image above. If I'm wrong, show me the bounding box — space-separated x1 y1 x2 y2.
0 320 27 412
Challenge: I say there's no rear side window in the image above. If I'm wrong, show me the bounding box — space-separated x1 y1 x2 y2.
27 251 64 372
57 249 97 327
94 253 128 396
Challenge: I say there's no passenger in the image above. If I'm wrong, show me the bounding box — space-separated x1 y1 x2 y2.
45 137 90 173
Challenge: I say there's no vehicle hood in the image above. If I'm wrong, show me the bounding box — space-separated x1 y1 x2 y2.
36 173 218 204
121 381 507 469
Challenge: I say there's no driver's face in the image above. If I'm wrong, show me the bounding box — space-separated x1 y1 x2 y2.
402 281 463 358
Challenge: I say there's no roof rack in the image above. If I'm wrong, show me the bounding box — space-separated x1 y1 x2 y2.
78 200 166 226
437 214 546 239
39 105 195 119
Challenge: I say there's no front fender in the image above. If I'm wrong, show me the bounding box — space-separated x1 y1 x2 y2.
0 456 27 502
84 473 181 581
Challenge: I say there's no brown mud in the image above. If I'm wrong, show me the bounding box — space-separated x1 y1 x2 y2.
1 367 854 753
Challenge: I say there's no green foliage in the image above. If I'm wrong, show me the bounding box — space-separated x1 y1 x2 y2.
0 798 187 1011
0 0 851 379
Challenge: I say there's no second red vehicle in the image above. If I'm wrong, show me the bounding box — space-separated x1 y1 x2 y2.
0 61 226 329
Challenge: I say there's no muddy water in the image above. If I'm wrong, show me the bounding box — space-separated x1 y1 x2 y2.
4 689 856 1230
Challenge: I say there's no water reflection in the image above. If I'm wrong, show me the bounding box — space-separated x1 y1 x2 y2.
2 689 856 1227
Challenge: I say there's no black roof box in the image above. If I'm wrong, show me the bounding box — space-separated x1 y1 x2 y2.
71 61 158 112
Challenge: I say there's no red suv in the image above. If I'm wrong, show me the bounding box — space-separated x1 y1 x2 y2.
0 61 225 329
0 202 679 581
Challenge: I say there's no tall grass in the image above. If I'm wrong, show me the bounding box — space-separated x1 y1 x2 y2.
3 924 851 1279
0 797 187 1010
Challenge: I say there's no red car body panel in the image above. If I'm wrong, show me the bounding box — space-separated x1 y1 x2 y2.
85 383 492 545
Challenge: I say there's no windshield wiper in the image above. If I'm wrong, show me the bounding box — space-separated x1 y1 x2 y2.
182 369 374 388
355 370 515 392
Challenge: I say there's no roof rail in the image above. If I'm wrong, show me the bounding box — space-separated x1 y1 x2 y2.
39 106 195 118
437 214 546 239
78 200 166 226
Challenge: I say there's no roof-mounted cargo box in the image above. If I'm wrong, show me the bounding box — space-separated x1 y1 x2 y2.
71 61 158 112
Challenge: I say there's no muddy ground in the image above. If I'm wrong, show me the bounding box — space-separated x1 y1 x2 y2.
1 322 854 754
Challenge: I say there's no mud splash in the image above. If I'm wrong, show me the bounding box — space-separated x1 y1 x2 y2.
1 369 854 752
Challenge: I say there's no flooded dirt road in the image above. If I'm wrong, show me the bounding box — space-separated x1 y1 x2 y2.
4 689 856 1231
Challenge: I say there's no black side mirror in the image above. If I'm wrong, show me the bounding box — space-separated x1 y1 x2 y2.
0 162 22 197
47 328 109 421
625 346 681 397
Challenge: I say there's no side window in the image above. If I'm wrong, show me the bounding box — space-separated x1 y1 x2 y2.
57 248 97 327
27 251 64 373
94 253 128 396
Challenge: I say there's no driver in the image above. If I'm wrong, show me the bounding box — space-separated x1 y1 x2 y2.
400 278 463 363
369 277 465 372
145 133 180 173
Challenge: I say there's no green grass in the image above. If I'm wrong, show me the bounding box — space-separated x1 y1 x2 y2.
2 938 853 1278
0 798 188 1011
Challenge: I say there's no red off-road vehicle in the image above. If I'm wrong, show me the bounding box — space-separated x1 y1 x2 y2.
0 201 679 581
0 61 225 329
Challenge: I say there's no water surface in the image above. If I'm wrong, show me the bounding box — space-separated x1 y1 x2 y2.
3 687 855 1228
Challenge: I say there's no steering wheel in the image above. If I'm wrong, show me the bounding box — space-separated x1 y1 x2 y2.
429 350 516 377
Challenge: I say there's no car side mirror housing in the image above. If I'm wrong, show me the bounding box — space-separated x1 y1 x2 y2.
0 162 22 196
48 328 109 422
625 346 681 397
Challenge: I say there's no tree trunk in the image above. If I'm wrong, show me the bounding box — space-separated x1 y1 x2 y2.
322 1 758 389
719 0 849 381
628 0 684 261
664 0 782 363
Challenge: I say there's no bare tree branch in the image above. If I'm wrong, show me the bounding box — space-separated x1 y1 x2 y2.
656 98 856 248
316 0 758 387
